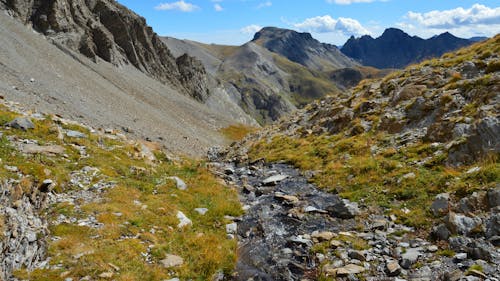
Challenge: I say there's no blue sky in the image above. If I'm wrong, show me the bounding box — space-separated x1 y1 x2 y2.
117 0 500 45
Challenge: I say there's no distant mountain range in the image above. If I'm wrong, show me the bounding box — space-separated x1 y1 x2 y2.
341 28 477 69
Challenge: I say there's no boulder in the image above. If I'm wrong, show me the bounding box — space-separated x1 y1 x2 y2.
430 193 450 216
168 177 187 190
386 260 402 276
176 211 192 228
487 187 500 209
6 117 34 131
326 199 359 219
444 212 482 235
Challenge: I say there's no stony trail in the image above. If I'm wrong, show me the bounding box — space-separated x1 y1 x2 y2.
213 160 500 281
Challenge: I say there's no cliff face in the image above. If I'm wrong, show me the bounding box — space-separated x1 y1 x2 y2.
0 0 210 100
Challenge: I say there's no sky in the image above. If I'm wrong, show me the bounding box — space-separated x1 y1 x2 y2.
116 0 500 46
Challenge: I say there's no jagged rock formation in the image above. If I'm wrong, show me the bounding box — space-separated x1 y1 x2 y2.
252 27 358 71
341 28 475 69
0 0 209 100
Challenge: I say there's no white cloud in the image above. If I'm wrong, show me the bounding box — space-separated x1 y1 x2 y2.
155 1 199 12
240 24 262 34
400 4 500 39
294 15 370 36
256 1 272 9
406 4 500 29
214 3 223 11
326 0 375 5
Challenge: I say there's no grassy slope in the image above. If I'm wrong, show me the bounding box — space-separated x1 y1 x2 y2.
247 36 500 230
0 105 241 280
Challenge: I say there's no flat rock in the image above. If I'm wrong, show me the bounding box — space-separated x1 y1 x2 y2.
19 144 65 155
262 174 288 185
160 254 184 268
311 231 335 242
274 192 299 205
194 208 208 215
66 130 87 138
334 264 366 276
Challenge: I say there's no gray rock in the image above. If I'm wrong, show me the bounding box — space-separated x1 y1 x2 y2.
168 177 187 190
326 199 359 219
487 187 500 209
226 223 237 235
485 212 500 239
386 260 402 276
454 252 467 261
66 130 87 138
6 117 34 131
430 193 450 216
348 250 366 261
445 212 482 235
262 174 288 185
400 247 422 269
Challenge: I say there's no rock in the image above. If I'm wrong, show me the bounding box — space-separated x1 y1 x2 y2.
274 192 299 205
176 211 192 228
487 187 500 209
333 264 366 276
226 223 237 235
304 206 327 213
426 245 438 252
262 174 288 185
98 272 113 279
444 269 463 281
467 269 487 279
66 130 87 138
445 212 482 235
326 199 359 219
194 208 208 215
330 240 343 248
19 144 65 155
348 250 366 261
6 117 34 130
311 231 335 242
386 260 402 276
454 252 467 261
432 223 451 240
168 177 187 190
400 247 422 269
430 193 450 216
485 213 500 238
160 254 184 268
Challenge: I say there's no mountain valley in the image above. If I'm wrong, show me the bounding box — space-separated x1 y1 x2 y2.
0 0 498 280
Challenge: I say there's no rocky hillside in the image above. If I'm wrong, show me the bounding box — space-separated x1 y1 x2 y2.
341 28 475 69
252 27 357 71
0 98 242 280
215 35 500 280
0 0 211 100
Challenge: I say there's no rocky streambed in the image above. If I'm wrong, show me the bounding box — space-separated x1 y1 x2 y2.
211 159 500 281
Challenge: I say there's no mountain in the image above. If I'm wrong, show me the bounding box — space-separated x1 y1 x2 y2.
469 36 488 42
163 35 347 124
0 2 255 156
221 35 500 280
341 28 475 68
252 26 358 71
162 27 388 124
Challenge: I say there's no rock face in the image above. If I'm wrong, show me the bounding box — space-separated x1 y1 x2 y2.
0 0 209 100
253 27 358 71
341 28 475 69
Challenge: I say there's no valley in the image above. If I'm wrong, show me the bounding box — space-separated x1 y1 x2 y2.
0 0 498 280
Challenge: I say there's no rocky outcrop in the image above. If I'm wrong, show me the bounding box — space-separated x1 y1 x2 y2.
0 180 51 280
0 0 210 100
176 54 210 102
341 28 475 69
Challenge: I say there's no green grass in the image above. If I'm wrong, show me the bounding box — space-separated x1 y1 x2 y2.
0 108 243 280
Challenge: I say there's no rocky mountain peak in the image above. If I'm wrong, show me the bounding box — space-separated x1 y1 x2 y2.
251 26 357 71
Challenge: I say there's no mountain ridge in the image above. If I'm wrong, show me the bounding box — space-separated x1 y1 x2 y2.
341 28 475 68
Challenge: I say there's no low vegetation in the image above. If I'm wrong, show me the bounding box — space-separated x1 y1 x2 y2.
0 105 242 280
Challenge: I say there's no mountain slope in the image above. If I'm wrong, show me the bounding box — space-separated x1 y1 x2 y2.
341 28 474 68
222 33 500 281
252 26 358 71
163 37 344 124
0 12 235 157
